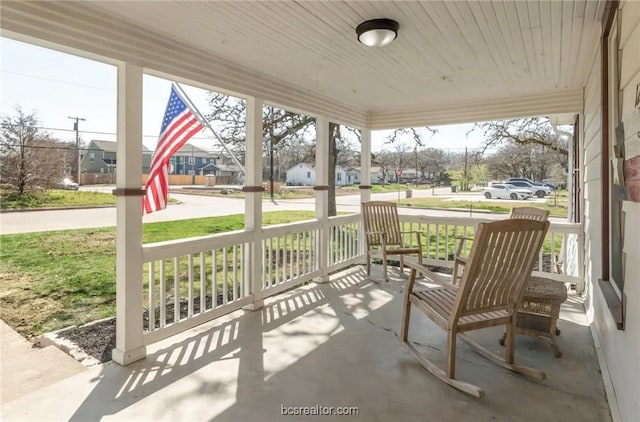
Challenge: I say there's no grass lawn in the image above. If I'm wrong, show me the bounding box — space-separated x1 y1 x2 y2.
342 183 425 193
0 188 184 210
399 191 569 218
0 210 316 338
0 189 117 209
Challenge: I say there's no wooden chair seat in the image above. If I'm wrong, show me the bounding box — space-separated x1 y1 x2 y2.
412 287 511 330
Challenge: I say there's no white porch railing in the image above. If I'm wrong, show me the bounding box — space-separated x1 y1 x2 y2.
141 212 581 345
398 215 582 289
259 219 320 300
328 214 362 271
142 230 253 344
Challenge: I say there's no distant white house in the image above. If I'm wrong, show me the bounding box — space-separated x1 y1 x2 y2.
286 163 354 186
344 168 360 185
286 163 315 186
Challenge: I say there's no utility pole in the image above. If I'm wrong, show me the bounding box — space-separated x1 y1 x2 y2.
463 146 468 191
68 116 86 183
414 145 419 184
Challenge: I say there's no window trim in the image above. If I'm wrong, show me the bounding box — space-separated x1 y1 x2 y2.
599 0 624 330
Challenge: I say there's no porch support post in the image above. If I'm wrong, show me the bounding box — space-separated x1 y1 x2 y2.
360 128 372 203
359 128 372 261
243 96 264 310
112 62 146 365
315 116 330 283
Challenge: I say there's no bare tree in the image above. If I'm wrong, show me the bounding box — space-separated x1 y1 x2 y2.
471 117 568 161
486 142 565 181
205 93 349 215
418 148 452 183
0 108 69 194
386 127 438 180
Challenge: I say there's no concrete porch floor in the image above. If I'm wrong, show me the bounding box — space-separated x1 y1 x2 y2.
2 265 610 421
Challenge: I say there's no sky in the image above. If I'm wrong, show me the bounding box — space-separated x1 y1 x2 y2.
1 37 486 154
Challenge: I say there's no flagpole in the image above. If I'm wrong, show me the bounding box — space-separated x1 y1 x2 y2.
173 82 246 175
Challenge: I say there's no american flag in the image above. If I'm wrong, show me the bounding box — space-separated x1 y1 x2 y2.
143 84 204 214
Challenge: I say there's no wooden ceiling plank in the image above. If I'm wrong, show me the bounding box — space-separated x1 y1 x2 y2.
470 2 512 78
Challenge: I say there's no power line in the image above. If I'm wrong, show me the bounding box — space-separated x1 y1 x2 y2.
1 123 220 141
1 69 115 92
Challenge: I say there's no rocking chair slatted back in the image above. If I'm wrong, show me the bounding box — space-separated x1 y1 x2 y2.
362 201 403 246
362 201 424 281
453 219 550 321
509 207 550 221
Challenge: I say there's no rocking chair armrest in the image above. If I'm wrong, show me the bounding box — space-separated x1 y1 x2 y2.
400 230 423 240
405 261 456 290
400 230 422 249
454 236 474 256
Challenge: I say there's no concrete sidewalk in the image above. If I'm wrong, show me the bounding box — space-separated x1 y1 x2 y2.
0 321 86 404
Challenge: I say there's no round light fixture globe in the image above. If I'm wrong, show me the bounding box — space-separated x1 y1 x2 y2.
356 18 399 47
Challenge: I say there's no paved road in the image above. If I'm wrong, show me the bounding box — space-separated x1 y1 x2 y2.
0 186 548 235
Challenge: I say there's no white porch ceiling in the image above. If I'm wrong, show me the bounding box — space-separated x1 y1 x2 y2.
1 1 606 128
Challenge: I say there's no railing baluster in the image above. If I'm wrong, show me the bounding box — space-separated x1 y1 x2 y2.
436 224 441 260
295 233 300 278
240 243 246 298
159 260 165 328
268 237 273 288
148 261 155 332
200 252 205 312
276 236 281 285
445 223 450 261
551 233 557 273
233 244 238 301
188 254 194 318
282 235 288 283
212 249 218 308
223 248 228 305
302 231 307 274
289 234 293 281
174 256 179 324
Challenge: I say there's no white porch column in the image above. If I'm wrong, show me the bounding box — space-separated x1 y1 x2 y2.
315 116 330 282
112 62 146 365
360 128 372 203
243 96 264 310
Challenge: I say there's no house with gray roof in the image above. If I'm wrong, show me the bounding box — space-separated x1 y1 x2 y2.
81 140 153 175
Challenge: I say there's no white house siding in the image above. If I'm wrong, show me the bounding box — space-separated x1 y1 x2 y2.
345 169 360 185
286 164 315 186
583 43 603 317
335 167 348 186
584 3 640 421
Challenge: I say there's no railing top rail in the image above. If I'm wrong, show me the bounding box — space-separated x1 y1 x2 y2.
142 229 251 262
328 213 361 225
398 214 580 234
261 219 319 236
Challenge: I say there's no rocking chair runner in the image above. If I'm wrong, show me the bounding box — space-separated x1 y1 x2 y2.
361 201 423 282
452 207 550 284
401 219 550 397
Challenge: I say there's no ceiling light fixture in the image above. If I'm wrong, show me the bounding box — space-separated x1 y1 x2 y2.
356 18 399 47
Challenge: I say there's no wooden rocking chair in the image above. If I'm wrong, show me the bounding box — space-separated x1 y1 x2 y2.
401 218 550 397
452 207 550 284
362 201 423 282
